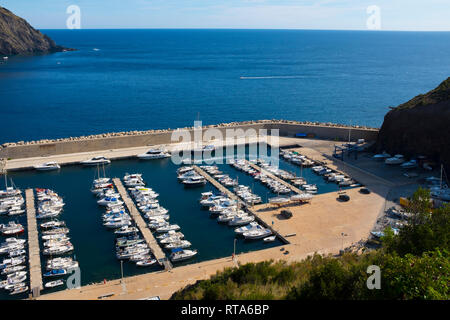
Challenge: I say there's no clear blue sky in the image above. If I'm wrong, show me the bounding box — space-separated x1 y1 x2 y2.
2 0 450 31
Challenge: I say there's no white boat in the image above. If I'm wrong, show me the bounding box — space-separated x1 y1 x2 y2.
164 240 191 249
290 193 313 202
114 226 139 235
268 196 290 205
45 279 65 288
40 220 66 229
263 236 276 242
372 152 391 161
243 228 272 240
228 215 255 226
137 148 171 160
385 154 405 165
136 259 157 267
400 159 418 169
156 224 180 233
182 176 206 187
9 285 28 295
80 156 111 166
234 222 262 234
34 162 61 171
170 249 197 262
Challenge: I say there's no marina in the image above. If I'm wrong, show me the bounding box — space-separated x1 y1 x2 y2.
0 123 440 300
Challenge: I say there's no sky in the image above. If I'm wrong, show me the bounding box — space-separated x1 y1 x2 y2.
1 0 450 31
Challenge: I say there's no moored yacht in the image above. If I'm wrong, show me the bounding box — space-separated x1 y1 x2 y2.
170 248 197 262
137 148 171 160
80 156 111 166
34 161 61 171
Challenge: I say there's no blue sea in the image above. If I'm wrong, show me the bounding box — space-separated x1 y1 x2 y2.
1 29 450 144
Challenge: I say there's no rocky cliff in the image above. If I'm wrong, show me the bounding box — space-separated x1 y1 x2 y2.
376 78 450 168
0 6 73 55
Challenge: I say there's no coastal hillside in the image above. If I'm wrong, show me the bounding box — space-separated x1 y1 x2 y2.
0 6 72 55
375 78 450 168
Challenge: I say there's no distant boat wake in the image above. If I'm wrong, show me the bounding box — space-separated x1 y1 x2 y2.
240 75 304 80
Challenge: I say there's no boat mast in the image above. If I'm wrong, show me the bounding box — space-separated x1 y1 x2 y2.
440 164 443 190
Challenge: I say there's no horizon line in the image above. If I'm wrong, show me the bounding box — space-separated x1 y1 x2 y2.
38 27 450 32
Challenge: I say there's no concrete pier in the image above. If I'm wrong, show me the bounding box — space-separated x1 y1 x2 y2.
245 160 305 195
25 189 43 297
112 178 171 270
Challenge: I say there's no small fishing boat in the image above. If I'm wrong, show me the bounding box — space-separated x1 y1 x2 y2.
263 236 276 242
45 279 65 288
34 162 61 171
136 259 157 267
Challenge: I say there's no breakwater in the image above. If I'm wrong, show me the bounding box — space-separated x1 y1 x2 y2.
0 120 378 160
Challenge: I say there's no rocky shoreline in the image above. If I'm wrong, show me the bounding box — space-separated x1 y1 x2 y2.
0 119 378 149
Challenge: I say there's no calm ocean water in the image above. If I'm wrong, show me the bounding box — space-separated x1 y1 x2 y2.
1 29 450 144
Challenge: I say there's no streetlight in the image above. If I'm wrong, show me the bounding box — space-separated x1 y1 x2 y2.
233 238 237 263
341 232 348 252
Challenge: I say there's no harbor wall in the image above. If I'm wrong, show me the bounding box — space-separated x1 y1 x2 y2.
0 121 379 160
270 123 379 142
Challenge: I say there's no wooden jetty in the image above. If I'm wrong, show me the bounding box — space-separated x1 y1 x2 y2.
25 188 43 297
112 178 171 270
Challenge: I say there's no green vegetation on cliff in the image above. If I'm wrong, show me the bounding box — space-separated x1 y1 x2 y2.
171 189 450 300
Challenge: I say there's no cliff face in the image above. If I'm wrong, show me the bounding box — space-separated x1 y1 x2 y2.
376 78 450 168
0 6 73 55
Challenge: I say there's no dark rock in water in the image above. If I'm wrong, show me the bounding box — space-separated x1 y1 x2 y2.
0 6 75 55
376 77 450 169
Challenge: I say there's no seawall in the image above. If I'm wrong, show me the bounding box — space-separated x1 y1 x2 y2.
0 120 378 160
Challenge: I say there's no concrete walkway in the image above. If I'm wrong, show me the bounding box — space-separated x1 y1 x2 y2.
25 189 43 297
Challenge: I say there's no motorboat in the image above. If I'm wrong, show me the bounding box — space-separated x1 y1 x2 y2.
9 285 28 295
177 166 194 175
164 240 191 249
170 248 197 262
97 197 123 206
263 236 276 242
243 228 272 240
156 231 184 240
290 193 313 202
80 156 111 166
34 162 61 171
0 222 24 236
228 215 255 226
40 220 66 229
114 226 139 235
400 159 418 169
45 279 65 288
385 154 405 165
234 222 262 235
43 269 67 277
136 259 157 267
182 176 206 187
42 244 74 256
268 196 290 205
372 152 391 161
156 224 180 233
1 265 26 275
137 148 171 160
